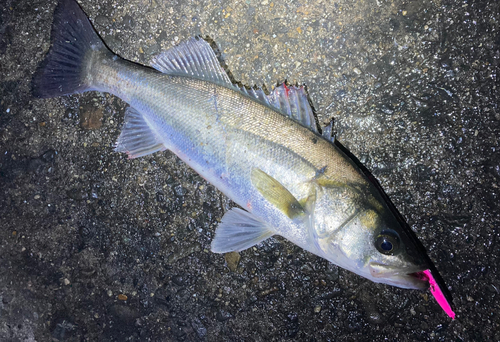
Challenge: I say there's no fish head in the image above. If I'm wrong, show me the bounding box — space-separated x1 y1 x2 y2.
312 192 430 290
365 207 431 289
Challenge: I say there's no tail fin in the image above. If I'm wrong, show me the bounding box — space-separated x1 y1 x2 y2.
33 0 110 98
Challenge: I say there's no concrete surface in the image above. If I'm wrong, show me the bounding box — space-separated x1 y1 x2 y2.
0 0 499 340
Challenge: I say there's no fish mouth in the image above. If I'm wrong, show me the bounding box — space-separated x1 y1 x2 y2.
393 272 429 290
369 263 429 290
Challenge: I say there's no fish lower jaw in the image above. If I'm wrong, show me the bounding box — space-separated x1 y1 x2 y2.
368 263 429 290
387 274 429 290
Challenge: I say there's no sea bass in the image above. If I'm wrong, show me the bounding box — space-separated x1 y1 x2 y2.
34 0 454 317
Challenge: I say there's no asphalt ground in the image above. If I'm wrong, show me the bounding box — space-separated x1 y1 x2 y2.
0 0 499 340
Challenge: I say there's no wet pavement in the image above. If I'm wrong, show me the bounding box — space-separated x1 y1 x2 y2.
1 0 499 340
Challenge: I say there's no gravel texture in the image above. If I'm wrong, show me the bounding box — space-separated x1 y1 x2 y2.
1 0 499 340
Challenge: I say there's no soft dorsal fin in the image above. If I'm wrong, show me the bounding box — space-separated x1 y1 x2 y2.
151 37 232 85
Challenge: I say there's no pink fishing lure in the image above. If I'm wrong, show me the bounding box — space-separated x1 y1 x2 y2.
415 270 456 319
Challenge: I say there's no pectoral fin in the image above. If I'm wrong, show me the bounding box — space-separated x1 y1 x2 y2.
211 208 275 253
251 168 306 219
315 177 350 190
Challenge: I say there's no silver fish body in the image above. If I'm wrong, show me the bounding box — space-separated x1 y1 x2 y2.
34 0 430 290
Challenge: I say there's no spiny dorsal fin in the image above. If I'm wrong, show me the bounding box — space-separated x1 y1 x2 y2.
250 88 269 104
239 83 318 133
322 120 335 143
151 37 232 85
239 85 249 96
268 84 318 133
239 86 271 106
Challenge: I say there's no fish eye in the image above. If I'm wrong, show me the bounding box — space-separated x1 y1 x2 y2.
375 230 400 255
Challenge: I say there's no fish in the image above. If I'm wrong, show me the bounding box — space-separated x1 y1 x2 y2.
34 0 454 318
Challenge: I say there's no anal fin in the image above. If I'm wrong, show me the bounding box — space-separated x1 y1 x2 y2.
211 208 275 253
115 106 166 159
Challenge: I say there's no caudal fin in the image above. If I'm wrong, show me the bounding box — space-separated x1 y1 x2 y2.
33 0 110 98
